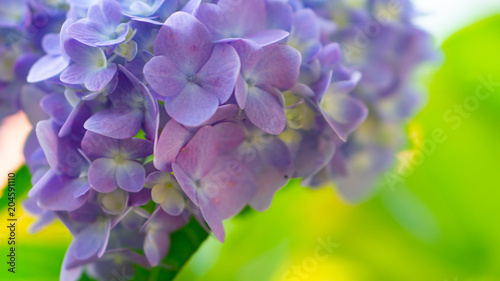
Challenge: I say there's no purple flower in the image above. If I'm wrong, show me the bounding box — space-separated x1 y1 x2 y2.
172 126 256 242
288 8 322 62
5 0 436 275
97 189 129 216
294 43 368 142
143 11 240 126
142 208 186 266
317 71 368 141
1 50 40 120
0 82 19 120
232 40 301 134
60 38 117 91
119 0 166 17
292 127 337 180
28 118 92 212
0 0 29 28
84 66 159 140
27 169 90 211
265 1 294 32
58 203 150 280
145 171 186 216
19 85 49 127
327 146 393 202
82 131 153 193
40 92 72 126
85 250 149 281
153 118 195 172
233 120 292 211
67 0 129 47
153 104 241 172
35 120 86 177
27 19 73 83
196 0 289 47
22 197 56 233
58 205 112 269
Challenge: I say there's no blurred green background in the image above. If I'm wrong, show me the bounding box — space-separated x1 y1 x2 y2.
2 8 500 281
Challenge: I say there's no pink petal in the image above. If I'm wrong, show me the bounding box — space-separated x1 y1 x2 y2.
201 156 256 219
175 126 220 180
154 120 194 172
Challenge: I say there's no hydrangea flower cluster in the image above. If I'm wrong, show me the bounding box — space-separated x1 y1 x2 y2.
0 0 433 279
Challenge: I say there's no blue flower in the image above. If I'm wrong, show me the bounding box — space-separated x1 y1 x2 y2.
60 39 117 91
67 0 129 47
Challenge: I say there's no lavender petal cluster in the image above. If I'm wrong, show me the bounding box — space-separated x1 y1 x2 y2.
0 0 434 279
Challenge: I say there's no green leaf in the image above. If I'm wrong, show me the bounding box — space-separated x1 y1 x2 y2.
0 165 31 211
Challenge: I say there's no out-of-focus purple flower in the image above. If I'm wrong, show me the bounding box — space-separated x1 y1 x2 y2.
288 8 322 62
315 71 368 141
1 50 39 120
119 0 166 17
58 202 151 280
27 19 73 83
58 203 112 268
0 82 19 120
233 120 292 211
22 196 56 233
142 208 186 266
292 127 337 180
0 0 30 29
67 0 129 47
66 0 100 9
82 131 153 193
86 249 150 281
143 12 240 126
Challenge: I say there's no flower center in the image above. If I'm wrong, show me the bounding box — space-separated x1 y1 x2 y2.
114 154 125 164
97 59 106 68
131 95 145 110
246 78 256 87
187 73 198 83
